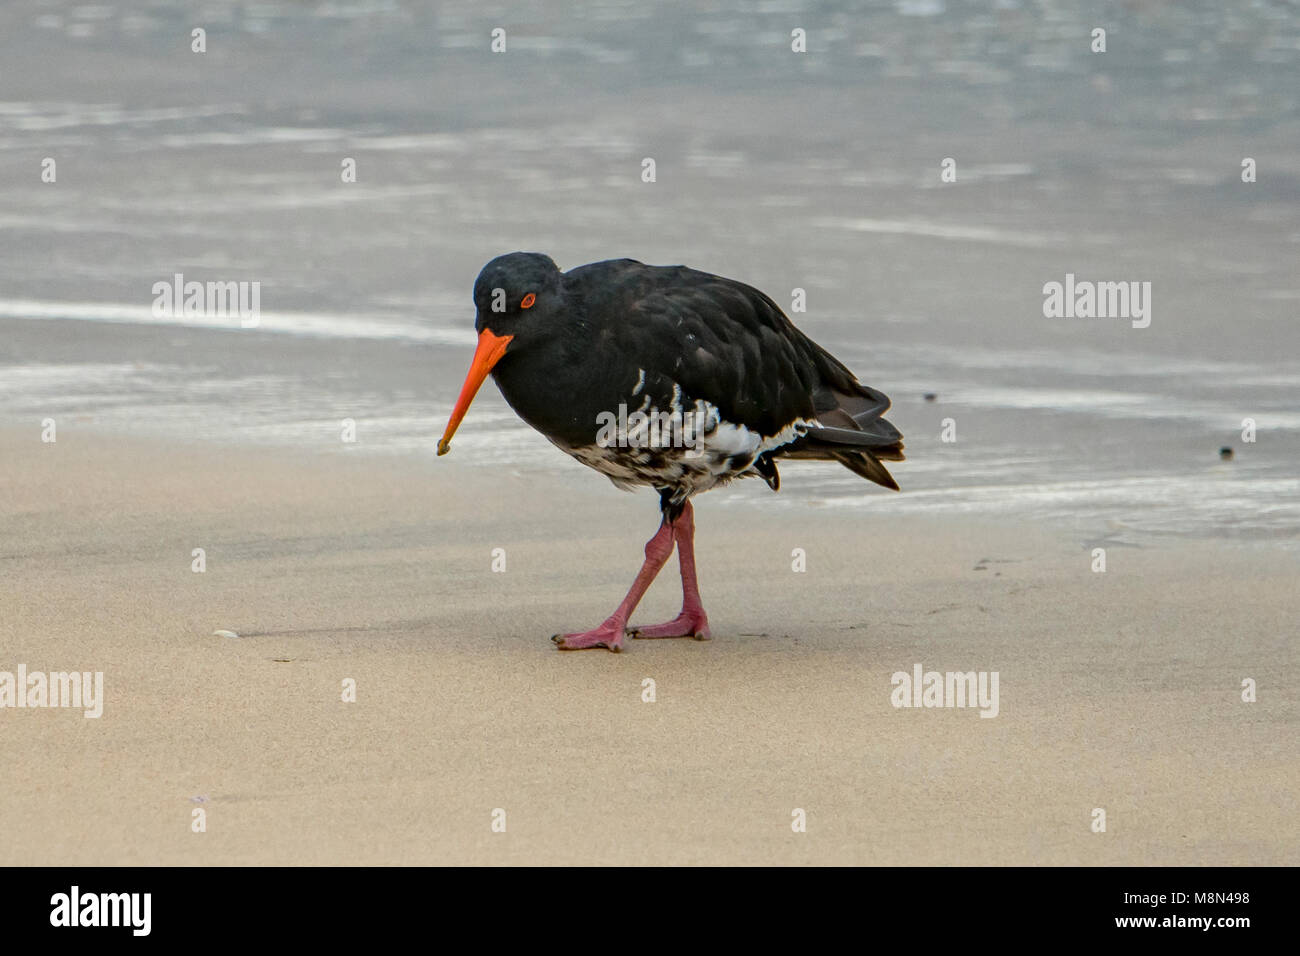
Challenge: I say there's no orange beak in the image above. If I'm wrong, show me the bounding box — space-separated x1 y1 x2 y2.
437 328 514 456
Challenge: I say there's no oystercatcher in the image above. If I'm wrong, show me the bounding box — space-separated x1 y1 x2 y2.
439 253 904 651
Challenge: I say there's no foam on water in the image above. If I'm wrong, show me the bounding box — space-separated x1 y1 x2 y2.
0 299 472 346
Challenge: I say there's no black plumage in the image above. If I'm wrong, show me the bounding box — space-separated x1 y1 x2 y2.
462 254 903 508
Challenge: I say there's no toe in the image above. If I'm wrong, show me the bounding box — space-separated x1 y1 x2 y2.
551 628 624 651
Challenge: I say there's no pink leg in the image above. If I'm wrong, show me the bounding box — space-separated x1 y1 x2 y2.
630 501 712 640
552 518 676 652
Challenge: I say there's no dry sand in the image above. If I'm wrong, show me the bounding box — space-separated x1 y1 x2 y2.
0 426 1295 865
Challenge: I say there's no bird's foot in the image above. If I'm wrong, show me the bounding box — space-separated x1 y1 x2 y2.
629 610 711 641
551 620 626 652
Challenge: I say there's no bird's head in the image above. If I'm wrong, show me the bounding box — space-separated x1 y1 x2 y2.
438 252 563 455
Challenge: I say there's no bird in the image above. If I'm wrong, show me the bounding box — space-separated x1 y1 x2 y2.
438 252 904 652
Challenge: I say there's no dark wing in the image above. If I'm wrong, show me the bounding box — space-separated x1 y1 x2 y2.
593 262 904 491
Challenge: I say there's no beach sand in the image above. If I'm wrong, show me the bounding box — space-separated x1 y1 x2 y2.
1 425 1294 865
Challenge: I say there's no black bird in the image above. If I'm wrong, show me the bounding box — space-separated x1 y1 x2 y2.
439 253 904 651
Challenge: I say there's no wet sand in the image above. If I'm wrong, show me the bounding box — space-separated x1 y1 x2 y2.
2 427 1294 865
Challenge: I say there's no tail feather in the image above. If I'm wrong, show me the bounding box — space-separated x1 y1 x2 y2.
832 450 901 491
776 369 905 492
780 433 904 491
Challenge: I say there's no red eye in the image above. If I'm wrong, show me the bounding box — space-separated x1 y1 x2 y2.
520 293 536 309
